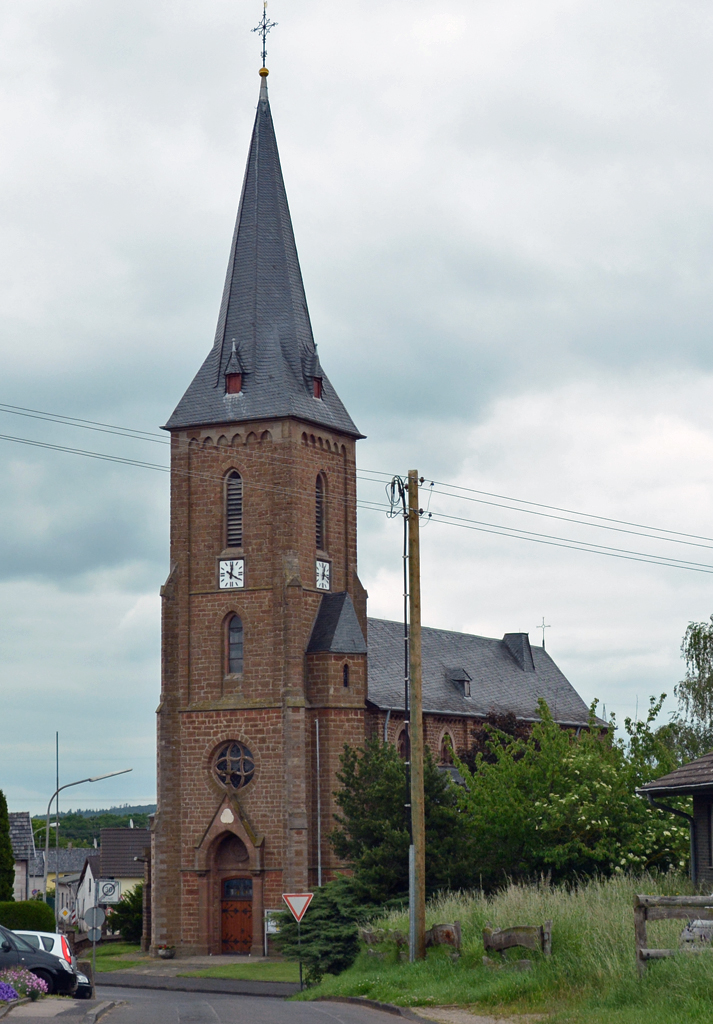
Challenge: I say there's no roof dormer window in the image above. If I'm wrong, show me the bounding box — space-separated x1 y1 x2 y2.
313 376 323 399
226 373 242 394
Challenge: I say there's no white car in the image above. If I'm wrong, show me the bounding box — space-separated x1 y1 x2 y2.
12 931 92 999
13 931 75 966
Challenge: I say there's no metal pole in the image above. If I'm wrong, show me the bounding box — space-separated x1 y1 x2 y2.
315 719 322 888
92 863 98 982
55 733 59 931
408 470 426 960
42 770 133 902
298 920 303 991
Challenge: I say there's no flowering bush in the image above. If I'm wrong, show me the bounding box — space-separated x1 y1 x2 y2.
0 968 48 1001
0 980 19 1002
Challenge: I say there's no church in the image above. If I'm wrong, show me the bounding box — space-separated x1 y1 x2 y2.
150 67 594 957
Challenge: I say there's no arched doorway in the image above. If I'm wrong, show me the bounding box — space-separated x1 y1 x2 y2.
214 834 252 953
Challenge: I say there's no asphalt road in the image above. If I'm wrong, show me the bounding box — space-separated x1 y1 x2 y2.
90 986 406 1024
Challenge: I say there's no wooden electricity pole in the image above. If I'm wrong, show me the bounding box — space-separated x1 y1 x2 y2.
408 470 426 960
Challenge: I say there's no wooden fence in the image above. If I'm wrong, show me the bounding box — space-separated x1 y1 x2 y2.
634 895 713 975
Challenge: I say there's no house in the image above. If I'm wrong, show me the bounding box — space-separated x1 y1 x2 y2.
75 855 100 930
638 751 713 885
28 847 95 899
9 812 35 901
74 830 148 929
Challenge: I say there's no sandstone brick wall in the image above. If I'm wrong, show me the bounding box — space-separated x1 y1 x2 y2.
153 417 364 954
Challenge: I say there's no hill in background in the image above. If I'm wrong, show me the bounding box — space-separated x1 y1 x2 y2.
31 804 156 848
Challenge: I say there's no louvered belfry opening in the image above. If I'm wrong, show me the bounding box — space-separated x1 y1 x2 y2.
228 614 244 675
315 474 326 550
226 471 243 547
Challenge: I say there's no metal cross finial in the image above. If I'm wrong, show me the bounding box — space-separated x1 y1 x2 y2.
253 2 277 69
539 616 551 649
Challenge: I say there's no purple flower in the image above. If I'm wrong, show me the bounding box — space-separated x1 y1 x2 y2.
0 981 20 1002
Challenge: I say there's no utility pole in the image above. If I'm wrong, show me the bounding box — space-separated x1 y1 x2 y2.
407 470 426 960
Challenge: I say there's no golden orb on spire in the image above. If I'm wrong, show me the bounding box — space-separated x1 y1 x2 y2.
259 67 269 77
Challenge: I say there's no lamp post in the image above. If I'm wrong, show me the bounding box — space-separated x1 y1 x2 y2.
43 769 132 925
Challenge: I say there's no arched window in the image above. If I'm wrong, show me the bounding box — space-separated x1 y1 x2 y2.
439 732 454 765
316 474 326 550
397 727 410 761
343 663 349 688
227 615 244 675
225 471 243 548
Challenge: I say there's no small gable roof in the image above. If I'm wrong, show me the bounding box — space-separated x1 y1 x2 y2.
99 829 150 878
307 593 367 654
9 812 35 861
638 751 713 797
367 618 596 727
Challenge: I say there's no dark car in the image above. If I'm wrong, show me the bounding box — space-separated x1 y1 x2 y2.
0 925 77 996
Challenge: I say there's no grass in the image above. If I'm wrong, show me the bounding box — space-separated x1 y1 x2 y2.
300 872 713 1023
91 942 145 972
179 961 300 982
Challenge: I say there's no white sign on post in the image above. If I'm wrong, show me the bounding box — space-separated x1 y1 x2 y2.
282 892 313 923
97 879 121 904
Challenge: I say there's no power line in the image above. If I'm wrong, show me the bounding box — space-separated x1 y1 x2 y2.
2 406 713 575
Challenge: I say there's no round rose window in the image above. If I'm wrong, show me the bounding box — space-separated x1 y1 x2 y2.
213 741 255 790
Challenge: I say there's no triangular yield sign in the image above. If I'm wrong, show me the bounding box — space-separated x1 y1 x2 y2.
282 892 314 922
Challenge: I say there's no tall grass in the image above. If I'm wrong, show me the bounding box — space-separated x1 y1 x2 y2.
305 872 713 1022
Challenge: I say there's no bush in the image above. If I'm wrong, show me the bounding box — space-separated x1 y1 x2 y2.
0 901 55 931
274 876 366 984
106 883 143 943
0 968 48 1001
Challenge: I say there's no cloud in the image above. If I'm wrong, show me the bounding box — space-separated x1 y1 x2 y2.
2 0 713 809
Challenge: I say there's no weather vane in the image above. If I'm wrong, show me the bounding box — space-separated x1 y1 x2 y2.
253 2 277 70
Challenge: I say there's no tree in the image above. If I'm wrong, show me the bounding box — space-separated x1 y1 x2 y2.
677 616 713 726
330 736 474 905
0 791 14 902
456 698 688 890
274 876 363 984
106 883 143 943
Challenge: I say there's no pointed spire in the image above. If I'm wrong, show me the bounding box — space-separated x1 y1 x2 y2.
166 73 362 438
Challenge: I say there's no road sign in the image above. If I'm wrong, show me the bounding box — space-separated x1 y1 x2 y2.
59 908 70 922
84 907 105 929
98 879 121 904
87 927 102 943
282 893 313 923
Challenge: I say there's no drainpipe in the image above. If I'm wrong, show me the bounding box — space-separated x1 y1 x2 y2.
315 718 322 888
383 709 391 744
646 793 696 884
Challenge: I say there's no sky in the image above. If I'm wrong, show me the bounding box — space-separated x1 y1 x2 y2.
3 0 713 813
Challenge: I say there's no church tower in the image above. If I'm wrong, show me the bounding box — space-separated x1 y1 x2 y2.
152 68 367 956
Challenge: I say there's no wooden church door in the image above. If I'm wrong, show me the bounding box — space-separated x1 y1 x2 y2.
221 877 253 953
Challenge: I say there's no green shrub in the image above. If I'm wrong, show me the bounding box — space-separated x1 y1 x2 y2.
274 876 366 984
0 900 55 931
106 883 143 943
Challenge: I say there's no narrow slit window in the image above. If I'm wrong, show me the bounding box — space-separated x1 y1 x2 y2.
316 474 326 550
226 471 243 547
343 663 349 688
228 615 244 675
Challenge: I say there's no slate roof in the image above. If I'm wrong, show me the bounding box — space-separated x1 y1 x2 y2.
637 751 713 796
9 812 35 861
29 848 92 877
307 593 367 654
366 618 597 727
99 829 150 878
165 74 361 439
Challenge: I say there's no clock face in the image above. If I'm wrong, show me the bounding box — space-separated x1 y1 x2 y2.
315 560 330 590
219 558 245 589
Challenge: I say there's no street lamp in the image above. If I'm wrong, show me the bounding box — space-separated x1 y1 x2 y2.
43 769 133 923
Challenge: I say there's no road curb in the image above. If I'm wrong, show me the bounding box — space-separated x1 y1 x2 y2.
0 998 30 1019
309 996 435 1021
83 1000 119 1023
95 973 299 998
